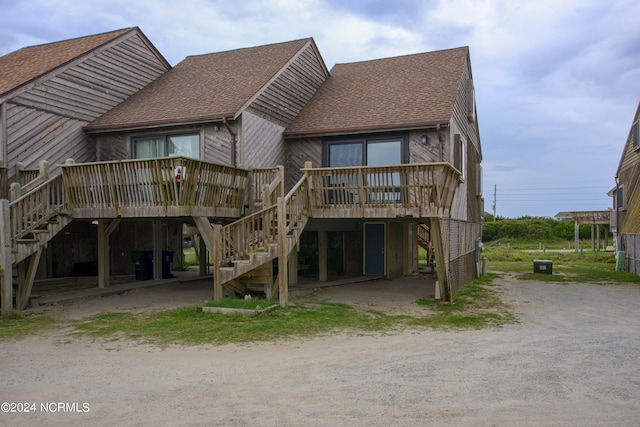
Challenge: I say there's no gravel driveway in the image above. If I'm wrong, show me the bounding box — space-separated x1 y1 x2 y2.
0 277 639 426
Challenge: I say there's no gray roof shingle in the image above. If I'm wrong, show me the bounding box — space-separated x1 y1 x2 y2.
85 38 313 131
284 46 469 137
0 28 135 98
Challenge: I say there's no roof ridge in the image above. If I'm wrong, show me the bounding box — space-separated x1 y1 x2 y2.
184 37 313 59
333 45 469 67
8 27 135 53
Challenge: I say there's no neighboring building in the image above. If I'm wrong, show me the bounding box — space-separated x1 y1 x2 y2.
0 29 483 314
611 101 640 274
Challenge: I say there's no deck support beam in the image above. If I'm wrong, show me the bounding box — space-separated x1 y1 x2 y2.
192 216 220 299
1 200 12 315
430 218 450 302
318 230 328 282
277 197 289 307
17 247 42 310
97 218 121 288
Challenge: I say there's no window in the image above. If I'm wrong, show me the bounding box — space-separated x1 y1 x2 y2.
323 133 408 204
323 133 409 167
633 121 639 150
453 134 465 177
133 133 200 159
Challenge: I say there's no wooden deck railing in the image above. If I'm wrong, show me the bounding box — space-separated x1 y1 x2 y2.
249 166 284 213
10 174 67 241
217 173 307 266
303 163 461 218
62 157 250 218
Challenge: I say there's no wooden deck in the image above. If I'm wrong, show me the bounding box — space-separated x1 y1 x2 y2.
304 162 461 218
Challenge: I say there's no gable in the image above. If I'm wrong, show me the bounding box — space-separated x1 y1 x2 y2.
85 38 321 132
616 101 640 176
0 28 145 99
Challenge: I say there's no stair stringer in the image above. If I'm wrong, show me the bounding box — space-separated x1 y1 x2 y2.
14 214 72 264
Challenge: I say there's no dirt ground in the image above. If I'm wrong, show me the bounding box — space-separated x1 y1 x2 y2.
1 274 639 426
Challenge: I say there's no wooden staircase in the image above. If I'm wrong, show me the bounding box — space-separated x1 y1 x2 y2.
195 174 310 305
417 223 434 267
5 173 72 309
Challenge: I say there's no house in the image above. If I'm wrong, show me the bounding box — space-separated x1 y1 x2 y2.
283 47 483 302
0 28 483 314
611 101 640 274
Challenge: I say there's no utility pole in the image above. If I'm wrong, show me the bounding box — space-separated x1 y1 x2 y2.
493 184 497 221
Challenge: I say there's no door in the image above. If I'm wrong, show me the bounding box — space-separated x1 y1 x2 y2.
364 223 385 275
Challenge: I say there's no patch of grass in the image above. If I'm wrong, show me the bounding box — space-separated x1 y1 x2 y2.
413 274 516 329
71 300 408 346
0 313 58 339
483 247 640 283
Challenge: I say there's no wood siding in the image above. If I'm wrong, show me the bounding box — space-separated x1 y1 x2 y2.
5 104 89 181
96 133 130 161
3 32 170 181
247 43 329 127
285 137 322 189
240 111 285 169
617 105 640 235
203 125 234 166
449 55 483 223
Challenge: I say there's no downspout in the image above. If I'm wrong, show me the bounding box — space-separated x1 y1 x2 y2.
436 124 444 162
222 117 237 167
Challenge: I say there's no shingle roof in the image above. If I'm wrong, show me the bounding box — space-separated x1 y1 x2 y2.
284 46 469 137
85 38 313 132
0 28 134 98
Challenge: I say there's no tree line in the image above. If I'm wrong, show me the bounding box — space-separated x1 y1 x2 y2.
482 215 599 242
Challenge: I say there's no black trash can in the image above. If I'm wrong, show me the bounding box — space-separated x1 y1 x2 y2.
132 251 151 281
161 251 175 279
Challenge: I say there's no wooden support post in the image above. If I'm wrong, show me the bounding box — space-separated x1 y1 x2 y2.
9 182 20 202
17 247 42 310
277 197 289 307
192 218 217 296
98 221 108 289
430 218 450 302
39 160 49 181
574 221 580 253
152 220 163 279
288 245 298 286
1 199 13 316
318 230 328 282
98 219 121 289
212 224 223 300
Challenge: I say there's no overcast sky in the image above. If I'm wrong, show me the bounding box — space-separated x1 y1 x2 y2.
1 0 638 218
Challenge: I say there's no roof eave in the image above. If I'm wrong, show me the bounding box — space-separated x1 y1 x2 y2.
283 119 450 139
84 113 236 134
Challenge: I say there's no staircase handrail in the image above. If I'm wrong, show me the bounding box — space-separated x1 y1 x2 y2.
217 173 309 267
10 173 67 241
284 174 309 235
